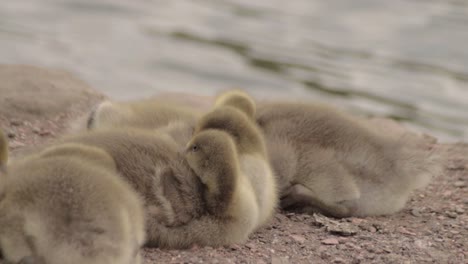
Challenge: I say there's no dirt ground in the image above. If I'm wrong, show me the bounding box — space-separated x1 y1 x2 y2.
0 65 466 264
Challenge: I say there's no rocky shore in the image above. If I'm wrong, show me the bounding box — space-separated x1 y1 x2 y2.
0 65 466 263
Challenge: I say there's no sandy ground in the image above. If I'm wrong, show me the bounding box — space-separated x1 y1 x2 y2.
0 65 466 264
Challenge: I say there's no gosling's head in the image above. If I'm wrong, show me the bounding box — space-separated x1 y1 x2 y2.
194 106 265 156
185 129 237 177
215 89 256 119
195 106 250 142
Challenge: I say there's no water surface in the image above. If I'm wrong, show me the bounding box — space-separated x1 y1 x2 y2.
1 0 467 141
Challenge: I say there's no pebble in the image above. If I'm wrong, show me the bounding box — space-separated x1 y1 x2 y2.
9 141 25 148
414 239 428 249
245 243 256 251
10 119 23 126
317 246 328 253
447 163 465 170
271 256 289 264
397 227 416 236
454 181 466 188
312 213 332 226
442 191 452 197
411 208 422 217
229 244 241 251
321 238 339 245
346 243 362 250
337 237 349 244
313 214 358 236
333 257 346 263
6 131 16 138
275 214 288 223
446 212 458 219
360 224 377 233
320 251 331 260
350 218 365 225
188 244 200 251
290 235 306 244
39 130 52 136
327 223 359 236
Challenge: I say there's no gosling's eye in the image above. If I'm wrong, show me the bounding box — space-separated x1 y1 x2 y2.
191 145 199 152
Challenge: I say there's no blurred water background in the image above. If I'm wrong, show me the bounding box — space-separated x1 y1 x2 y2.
1 0 467 142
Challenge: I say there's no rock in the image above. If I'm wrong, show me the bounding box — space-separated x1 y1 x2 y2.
454 181 466 188
321 238 339 245
150 91 213 112
0 64 105 121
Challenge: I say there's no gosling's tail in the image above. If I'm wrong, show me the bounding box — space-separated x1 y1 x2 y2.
356 133 444 216
0 129 8 173
394 134 444 191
